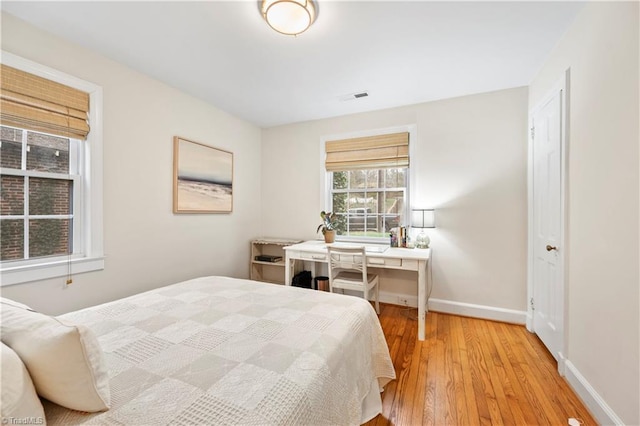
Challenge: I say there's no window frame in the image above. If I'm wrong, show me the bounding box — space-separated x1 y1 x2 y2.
320 125 416 244
1 131 83 259
0 51 104 286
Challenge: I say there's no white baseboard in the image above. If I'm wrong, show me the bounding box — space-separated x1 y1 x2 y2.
428 298 526 324
557 352 567 376
564 361 624 425
378 292 527 324
525 310 534 332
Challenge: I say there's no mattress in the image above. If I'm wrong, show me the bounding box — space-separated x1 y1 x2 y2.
44 276 395 425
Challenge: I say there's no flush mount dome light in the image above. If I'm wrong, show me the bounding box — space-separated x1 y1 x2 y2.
261 0 317 36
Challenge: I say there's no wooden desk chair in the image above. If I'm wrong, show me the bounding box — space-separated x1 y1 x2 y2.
327 246 380 314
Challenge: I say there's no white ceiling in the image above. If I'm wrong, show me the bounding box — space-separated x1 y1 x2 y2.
2 1 584 128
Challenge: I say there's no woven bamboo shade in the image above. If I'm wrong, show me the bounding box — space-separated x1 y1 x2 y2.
1 64 89 139
325 132 409 171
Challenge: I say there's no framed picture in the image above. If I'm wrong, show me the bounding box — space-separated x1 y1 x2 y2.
173 136 233 213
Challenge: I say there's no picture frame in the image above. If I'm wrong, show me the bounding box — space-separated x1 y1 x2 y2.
173 136 233 213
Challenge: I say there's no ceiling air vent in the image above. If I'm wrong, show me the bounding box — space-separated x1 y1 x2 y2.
339 91 369 102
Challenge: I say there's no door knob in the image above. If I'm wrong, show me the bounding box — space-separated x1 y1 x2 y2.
546 245 557 252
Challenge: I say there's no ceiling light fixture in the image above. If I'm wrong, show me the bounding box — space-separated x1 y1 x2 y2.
261 0 317 36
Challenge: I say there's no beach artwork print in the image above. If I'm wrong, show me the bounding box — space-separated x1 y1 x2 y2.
173 137 233 213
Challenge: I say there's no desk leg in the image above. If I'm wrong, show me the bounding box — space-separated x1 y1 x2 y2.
418 259 427 341
285 253 291 286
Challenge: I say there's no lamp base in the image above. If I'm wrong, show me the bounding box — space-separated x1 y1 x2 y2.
415 230 430 249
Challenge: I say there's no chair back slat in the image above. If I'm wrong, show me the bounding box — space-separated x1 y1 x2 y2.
327 246 368 286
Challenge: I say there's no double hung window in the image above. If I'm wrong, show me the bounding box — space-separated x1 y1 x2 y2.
324 131 410 241
0 55 103 285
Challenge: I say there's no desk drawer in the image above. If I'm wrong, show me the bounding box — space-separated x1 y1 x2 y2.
367 257 401 267
368 257 419 270
401 259 419 270
301 252 327 262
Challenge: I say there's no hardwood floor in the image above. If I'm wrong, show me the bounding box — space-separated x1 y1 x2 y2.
366 304 596 426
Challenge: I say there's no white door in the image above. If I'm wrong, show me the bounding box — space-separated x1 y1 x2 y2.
531 88 564 361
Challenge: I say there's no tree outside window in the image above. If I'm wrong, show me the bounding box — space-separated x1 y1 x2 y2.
330 168 407 239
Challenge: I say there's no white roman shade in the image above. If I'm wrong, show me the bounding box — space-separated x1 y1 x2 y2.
325 132 409 171
0 64 90 139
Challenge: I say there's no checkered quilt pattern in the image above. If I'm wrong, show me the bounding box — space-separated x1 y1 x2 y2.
43 276 396 425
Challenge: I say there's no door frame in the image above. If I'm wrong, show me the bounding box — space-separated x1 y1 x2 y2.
526 69 570 374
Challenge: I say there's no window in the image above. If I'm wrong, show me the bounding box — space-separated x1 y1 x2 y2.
1 127 81 261
323 129 412 241
0 52 103 286
330 168 406 238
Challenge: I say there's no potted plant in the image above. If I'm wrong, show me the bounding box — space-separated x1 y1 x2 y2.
317 211 337 243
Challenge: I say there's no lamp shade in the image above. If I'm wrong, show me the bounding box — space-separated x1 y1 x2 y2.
262 0 317 36
411 209 435 228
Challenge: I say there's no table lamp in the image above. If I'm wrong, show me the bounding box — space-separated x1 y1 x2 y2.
411 209 435 249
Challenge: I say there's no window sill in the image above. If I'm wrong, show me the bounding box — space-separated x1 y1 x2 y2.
0 256 105 287
335 236 391 245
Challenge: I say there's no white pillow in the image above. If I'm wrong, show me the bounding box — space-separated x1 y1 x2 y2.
0 301 110 412
0 296 32 310
1 342 46 423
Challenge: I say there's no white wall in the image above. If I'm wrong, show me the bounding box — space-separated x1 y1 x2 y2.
0 13 262 315
529 2 639 424
262 87 529 315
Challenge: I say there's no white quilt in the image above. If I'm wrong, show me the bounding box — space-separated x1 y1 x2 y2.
44 276 395 425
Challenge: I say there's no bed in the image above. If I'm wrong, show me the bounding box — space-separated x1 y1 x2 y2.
28 276 395 425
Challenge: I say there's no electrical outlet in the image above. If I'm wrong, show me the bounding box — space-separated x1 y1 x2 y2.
397 296 409 307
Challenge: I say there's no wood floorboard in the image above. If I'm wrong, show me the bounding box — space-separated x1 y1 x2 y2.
494 322 552 425
476 319 512 426
462 317 496 425
364 305 596 426
422 309 438 425
486 322 535 425
449 316 470 426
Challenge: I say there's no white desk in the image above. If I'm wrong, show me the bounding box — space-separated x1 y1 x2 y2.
284 240 431 341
